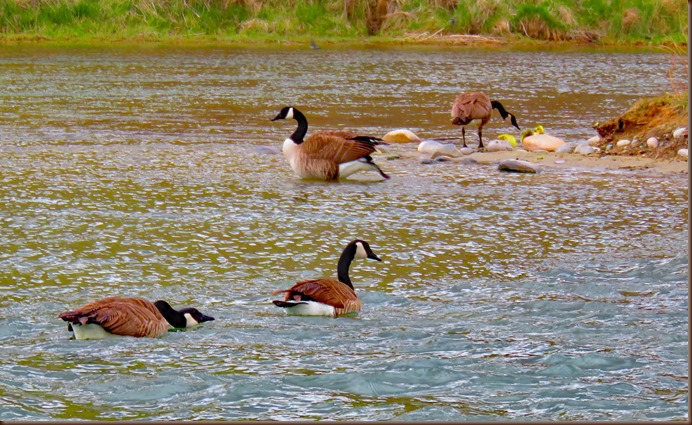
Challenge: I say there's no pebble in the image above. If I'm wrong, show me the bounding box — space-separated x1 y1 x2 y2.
616 139 631 147
498 159 539 173
485 139 514 152
646 137 658 148
677 148 688 158
587 135 601 145
555 144 574 154
574 144 596 155
673 127 688 140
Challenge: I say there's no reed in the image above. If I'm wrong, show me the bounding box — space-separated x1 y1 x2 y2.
0 0 686 45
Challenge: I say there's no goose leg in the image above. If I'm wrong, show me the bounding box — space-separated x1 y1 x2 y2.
461 127 467 148
477 126 485 150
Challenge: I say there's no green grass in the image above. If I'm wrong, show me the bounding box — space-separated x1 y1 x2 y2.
0 0 687 46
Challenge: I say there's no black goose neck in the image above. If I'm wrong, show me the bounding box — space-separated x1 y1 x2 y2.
290 108 308 144
336 243 357 289
154 300 186 328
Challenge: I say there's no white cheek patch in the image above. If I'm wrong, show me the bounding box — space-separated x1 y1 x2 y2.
184 313 199 328
285 107 294 120
355 242 367 259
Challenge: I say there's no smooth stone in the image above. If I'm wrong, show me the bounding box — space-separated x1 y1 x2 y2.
498 159 539 173
673 127 688 140
556 144 574 153
574 144 596 155
587 135 601 145
418 140 461 158
522 133 566 152
383 129 421 143
677 148 688 158
460 147 475 155
616 139 631 147
646 137 658 148
485 139 514 152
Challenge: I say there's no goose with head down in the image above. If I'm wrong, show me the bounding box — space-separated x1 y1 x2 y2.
58 296 214 340
451 91 520 149
272 106 389 181
272 239 382 317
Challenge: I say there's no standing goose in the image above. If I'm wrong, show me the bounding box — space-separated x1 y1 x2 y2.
58 296 215 340
451 92 520 149
271 106 389 180
272 239 381 317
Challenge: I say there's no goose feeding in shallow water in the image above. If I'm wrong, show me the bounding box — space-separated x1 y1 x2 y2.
58 296 214 340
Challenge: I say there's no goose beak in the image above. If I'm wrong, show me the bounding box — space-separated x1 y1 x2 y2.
271 113 283 122
368 252 382 262
199 314 215 323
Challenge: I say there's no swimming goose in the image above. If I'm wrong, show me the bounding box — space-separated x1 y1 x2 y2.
58 296 215 340
451 92 520 149
271 106 389 180
272 239 381 317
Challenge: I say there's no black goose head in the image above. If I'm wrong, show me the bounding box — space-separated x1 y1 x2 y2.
154 300 215 328
272 106 295 121
351 239 382 262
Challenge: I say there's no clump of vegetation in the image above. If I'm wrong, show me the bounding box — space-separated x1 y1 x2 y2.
0 0 687 45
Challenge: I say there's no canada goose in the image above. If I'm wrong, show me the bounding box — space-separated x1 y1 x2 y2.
271 106 389 180
58 296 215 340
451 92 520 149
272 239 381 317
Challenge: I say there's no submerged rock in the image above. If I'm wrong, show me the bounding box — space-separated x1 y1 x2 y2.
498 159 539 173
254 146 281 155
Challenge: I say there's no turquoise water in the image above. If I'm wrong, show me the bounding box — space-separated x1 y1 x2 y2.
0 45 688 420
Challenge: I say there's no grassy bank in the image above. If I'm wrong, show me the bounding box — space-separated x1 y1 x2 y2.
0 0 687 46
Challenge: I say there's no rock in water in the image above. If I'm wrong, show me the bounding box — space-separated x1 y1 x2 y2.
498 159 539 173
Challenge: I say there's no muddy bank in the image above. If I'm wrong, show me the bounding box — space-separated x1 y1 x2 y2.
593 93 688 160
393 149 688 175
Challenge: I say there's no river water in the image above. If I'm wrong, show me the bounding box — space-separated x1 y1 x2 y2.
0 45 688 421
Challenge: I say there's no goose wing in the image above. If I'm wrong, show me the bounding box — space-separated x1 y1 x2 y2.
452 92 491 121
59 297 168 338
273 278 360 310
302 131 381 165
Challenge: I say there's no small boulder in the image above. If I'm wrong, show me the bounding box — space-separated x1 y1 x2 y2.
616 139 631 147
522 133 565 152
498 159 539 173
673 127 688 140
646 137 658 148
383 129 421 143
418 140 461 158
587 135 601 145
677 148 688 158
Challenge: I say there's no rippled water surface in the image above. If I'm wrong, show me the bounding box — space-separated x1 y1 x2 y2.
0 45 688 421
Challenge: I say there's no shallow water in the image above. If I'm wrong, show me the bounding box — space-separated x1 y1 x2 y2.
0 45 688 421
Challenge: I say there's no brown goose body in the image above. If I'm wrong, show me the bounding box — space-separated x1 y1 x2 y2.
451 92 520 149
58 296 214 339
272 107 389 180
272 240 381 317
